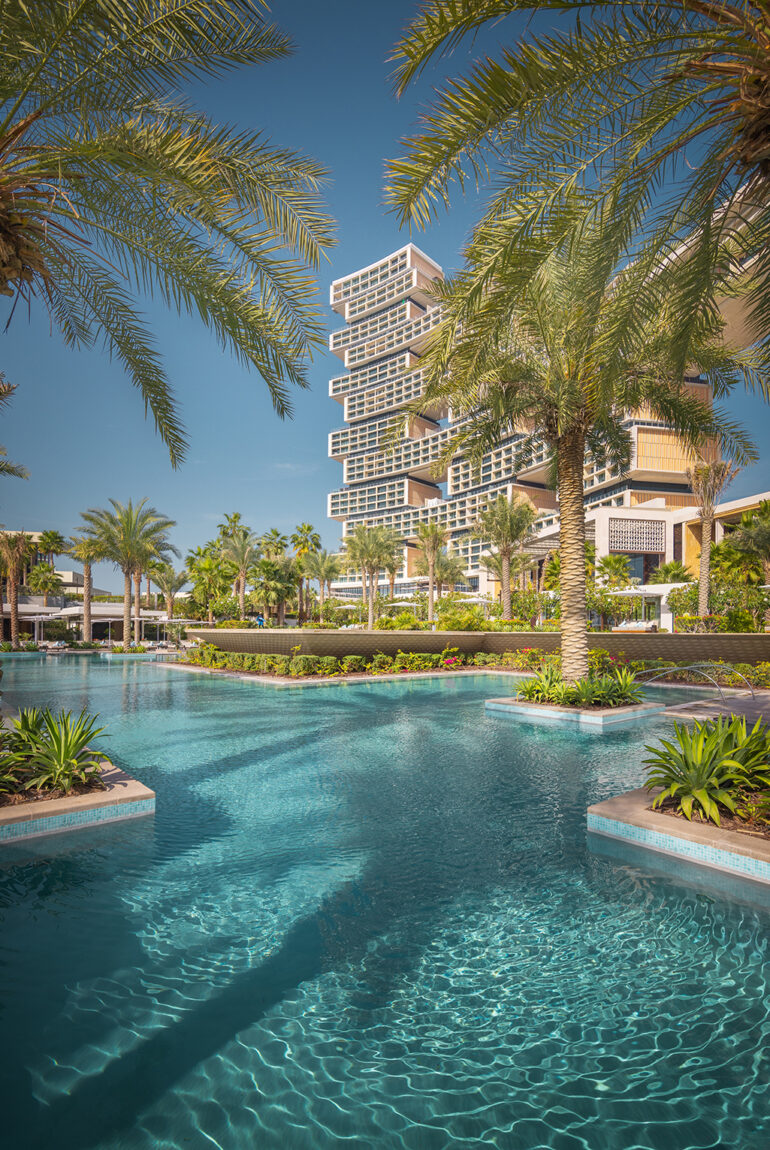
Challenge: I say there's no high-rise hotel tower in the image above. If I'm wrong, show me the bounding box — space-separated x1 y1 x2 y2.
327 244 710 596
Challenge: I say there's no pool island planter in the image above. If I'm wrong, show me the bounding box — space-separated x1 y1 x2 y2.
485 697 666 728
0 765 155 844
588 788 770 885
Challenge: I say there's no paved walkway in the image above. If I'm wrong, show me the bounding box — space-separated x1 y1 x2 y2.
665 690 770 723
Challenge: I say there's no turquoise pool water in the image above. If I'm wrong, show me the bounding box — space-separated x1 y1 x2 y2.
0 656 768 1150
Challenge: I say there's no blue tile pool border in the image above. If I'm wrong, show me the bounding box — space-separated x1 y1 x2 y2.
485 698 666 728
0 766 155 844
0 797 155 842
587 789 770 885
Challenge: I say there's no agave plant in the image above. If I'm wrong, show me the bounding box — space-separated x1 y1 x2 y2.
643 720 751 824
23 709 111 794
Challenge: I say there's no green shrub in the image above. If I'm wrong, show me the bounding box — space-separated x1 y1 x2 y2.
436 605 490 631
370 651 394 674
215 619 257 629
317 656 340 676
723 607 757 632
341 655 366 674
271 655 291 676
375 611 425 630
393 650 440 672
289 654 319 677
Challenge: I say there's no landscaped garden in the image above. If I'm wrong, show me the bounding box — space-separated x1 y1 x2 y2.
0 707 111 805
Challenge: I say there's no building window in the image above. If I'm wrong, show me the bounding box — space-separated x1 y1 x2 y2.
673 522 682 562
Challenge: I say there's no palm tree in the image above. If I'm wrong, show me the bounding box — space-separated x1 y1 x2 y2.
82 499 176 645
417 549 467 598
151 563 188 622
221 531 261 618
415 522 447 623
260 529 289 561
188 555 230 626
70 534 104 641
303 549 341 616
392 202 755 679
0 377 27 480
251 556 297 625
26 562 63 607
728 500 770 584
595 554 633 590
36 529 67 568
217 513 244 541
290 523 321 623
470 494 536 620
0 3 335 466
388 2 770 362
648 560 695 585
344 525 396 630
686 460 740 616
0 531 33 647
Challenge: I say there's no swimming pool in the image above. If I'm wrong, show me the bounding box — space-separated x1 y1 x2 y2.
0 656 767 1150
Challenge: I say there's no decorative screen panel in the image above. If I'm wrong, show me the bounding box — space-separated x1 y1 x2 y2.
608 518 665 554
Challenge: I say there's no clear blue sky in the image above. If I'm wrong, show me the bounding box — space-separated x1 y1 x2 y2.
2 1 769 591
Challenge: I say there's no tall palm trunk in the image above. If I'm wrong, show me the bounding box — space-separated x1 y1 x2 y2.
122 570 131 646
367 568 375 630
427 559 435 622
389 573 396 599
698 515 712 617
501 551 512 621
9 573 19 648
133 570 142 643
557 430 589 683
318 579 325 612
238 573 246 619
297 576 304 624
83 561 92 642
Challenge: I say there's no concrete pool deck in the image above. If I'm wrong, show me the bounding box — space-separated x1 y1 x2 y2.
588 787 770 885
0 765 155 843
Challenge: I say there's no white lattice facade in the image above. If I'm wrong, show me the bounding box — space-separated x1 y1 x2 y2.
327 245 706 598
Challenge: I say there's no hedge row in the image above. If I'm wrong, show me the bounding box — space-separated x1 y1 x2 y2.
184 643 770 687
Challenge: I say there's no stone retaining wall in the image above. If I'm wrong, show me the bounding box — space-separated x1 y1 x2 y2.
189 628 770 664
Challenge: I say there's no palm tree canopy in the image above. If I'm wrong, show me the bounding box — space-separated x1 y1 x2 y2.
303 548 341 585
414 521 447 563
471 492 536 558
416 548 466 589
595 553 632 589
729 500 770 564
0 377 27 479
37 529 67 559
82 498 177 575
648 559 695 584
0 530 34 577
686 460 740 518
401 206 759 485
0 1 335 466
260 528 289 560
290 523 321 557
388 1 770 359
26 562 63 597
69 534 104 566
151 562 188 598
221 530 261 573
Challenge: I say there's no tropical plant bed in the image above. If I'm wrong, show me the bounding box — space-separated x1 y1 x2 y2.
0 774 106 807
651 796 770 842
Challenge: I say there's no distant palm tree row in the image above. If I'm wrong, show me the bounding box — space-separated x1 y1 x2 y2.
0 486 554 644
